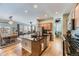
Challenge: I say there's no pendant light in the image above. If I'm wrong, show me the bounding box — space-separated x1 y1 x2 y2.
8 16 14 25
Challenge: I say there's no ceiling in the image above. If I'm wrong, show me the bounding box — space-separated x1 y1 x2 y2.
0 3 76 25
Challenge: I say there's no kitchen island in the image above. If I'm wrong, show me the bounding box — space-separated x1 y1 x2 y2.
20 34 49 56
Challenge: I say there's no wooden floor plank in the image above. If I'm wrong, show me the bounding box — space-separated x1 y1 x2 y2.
0 37 63 56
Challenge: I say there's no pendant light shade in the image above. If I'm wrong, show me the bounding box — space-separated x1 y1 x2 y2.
8 20 14 25
8 16 14 25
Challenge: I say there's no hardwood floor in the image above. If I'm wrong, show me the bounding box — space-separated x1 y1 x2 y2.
0 37 63 56
0 43 31 56
41 37 63 56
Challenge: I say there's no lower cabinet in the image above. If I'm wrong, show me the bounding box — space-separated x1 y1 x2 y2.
31 38 47 56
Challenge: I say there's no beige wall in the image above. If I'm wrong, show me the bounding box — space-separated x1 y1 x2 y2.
67 5 75 30
63 13 69 35
75 4 79 28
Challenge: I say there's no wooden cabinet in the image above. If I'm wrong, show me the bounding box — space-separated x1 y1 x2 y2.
39 23 52 31
31 37 47 56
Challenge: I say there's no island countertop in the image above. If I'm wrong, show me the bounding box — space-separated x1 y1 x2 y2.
19 34 34 41
19 34 44 41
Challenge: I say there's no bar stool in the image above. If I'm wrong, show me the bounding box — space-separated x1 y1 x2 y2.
10 36 17 43
0 34 6 46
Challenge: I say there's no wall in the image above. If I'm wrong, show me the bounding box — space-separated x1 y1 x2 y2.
75 4 79 28
67 4 77 30
67 7 74 30
63 13 69 35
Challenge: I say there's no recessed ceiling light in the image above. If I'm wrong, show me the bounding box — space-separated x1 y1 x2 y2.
56 12 58 14
33 4 38 8
25 10 28 13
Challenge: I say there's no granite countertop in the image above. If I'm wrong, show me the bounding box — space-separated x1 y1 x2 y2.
19 34 34 41
19 34 43 41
